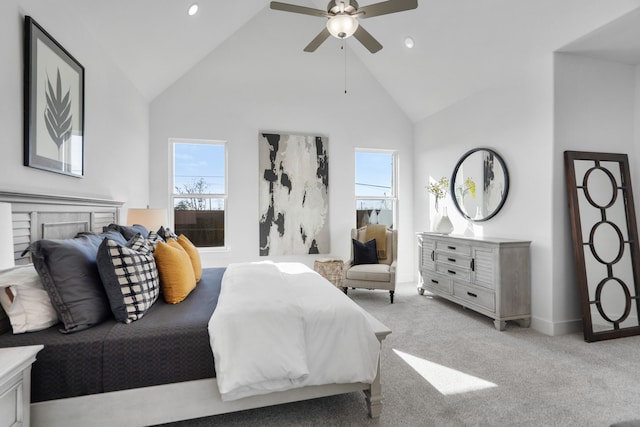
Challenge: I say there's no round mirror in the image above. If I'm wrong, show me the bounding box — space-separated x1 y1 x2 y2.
450 148 509 222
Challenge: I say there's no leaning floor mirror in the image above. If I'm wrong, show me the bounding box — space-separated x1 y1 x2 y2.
565 151 640 342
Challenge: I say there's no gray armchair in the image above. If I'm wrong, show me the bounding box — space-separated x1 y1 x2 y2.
343 226 398 303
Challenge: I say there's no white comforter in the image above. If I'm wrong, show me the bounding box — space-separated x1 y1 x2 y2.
208 261 380 401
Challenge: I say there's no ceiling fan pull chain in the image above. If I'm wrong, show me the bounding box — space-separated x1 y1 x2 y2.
343 39 348 94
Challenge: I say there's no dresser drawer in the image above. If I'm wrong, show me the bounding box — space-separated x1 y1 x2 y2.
421 271 452 295
435 240 472 256
434 251 471 269
435 263 471 282
453 282 495 312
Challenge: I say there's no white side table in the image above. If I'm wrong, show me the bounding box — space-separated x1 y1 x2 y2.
0 345 43 427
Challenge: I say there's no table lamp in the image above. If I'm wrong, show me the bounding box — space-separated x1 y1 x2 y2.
127 208 168 231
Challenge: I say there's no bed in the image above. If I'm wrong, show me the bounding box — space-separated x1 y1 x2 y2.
0 191 391 427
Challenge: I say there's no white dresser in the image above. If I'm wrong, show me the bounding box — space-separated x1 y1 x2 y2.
0 345 43 427
417 233 531 330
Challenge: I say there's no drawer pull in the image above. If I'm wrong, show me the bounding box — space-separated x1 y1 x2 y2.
448 257 456 263
467 292 477 298
471 259 475 271
447 246 456 250
447 270 456 275
431 279 439 284
431 250 435 261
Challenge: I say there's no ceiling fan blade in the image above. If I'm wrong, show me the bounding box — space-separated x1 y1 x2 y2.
270 2 328 18
353 25 383 53
304 28 331 52
359 0 418 19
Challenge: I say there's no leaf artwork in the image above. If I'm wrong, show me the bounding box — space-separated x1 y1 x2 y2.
44 68 73 155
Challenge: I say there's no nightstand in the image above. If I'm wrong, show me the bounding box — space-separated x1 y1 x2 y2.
0 345 43 427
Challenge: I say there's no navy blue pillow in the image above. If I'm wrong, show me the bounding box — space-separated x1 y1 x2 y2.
103 223 149 240
352 238 379 265
77 230 129 247
29 234 112 333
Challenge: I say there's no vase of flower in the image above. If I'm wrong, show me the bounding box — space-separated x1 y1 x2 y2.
434 207 454 234
427 177 453 233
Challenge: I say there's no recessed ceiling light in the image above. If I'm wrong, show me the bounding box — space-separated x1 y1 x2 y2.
404 36 415 49
188 3 199 16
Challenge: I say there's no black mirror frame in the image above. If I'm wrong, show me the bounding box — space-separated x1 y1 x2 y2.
450 147 509 222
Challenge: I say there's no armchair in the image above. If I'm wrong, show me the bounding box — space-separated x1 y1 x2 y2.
343 226 398 303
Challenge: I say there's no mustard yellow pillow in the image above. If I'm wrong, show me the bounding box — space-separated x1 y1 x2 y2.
166 239 194 274
177 234 202 282
166 238 184 252
154 241 196 304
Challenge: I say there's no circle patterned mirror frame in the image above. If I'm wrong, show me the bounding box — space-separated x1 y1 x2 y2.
564 150 640 342
450 147 509 222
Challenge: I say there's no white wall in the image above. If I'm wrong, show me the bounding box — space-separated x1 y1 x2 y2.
553 53 638 332
149 9 414 281
0 0 149 206
414 66 555 332
412 6 640 335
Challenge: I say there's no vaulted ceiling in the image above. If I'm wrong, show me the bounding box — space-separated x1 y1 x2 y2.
58 0 640 123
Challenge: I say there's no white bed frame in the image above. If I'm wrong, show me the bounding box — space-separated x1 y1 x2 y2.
0 191 392 427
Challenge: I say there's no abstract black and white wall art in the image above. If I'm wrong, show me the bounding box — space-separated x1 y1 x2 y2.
259 133 329 255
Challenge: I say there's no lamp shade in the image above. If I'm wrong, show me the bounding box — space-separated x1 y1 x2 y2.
0 203 15 271
127 208 168 232
326 14 359 39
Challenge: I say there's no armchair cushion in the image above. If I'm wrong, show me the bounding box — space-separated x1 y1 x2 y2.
352 238 378 265
345 264 390 282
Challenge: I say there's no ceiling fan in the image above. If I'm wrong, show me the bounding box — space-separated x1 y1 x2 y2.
270 0 418 54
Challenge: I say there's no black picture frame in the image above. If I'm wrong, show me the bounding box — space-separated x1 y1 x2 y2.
24 16 85 177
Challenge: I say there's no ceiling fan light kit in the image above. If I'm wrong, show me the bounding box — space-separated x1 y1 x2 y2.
270 0 418 53
327 14 359 39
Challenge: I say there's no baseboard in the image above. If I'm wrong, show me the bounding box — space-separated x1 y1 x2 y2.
531 316 582 336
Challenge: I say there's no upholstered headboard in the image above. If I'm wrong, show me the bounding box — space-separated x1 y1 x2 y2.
0 191 123 332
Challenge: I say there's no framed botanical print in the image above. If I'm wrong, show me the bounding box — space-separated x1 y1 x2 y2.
24 16 85 177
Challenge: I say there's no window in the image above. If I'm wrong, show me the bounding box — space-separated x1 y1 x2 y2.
171 139 226 248
355 150 397 229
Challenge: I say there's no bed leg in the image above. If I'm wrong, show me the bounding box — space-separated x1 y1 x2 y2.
363 355 383 418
